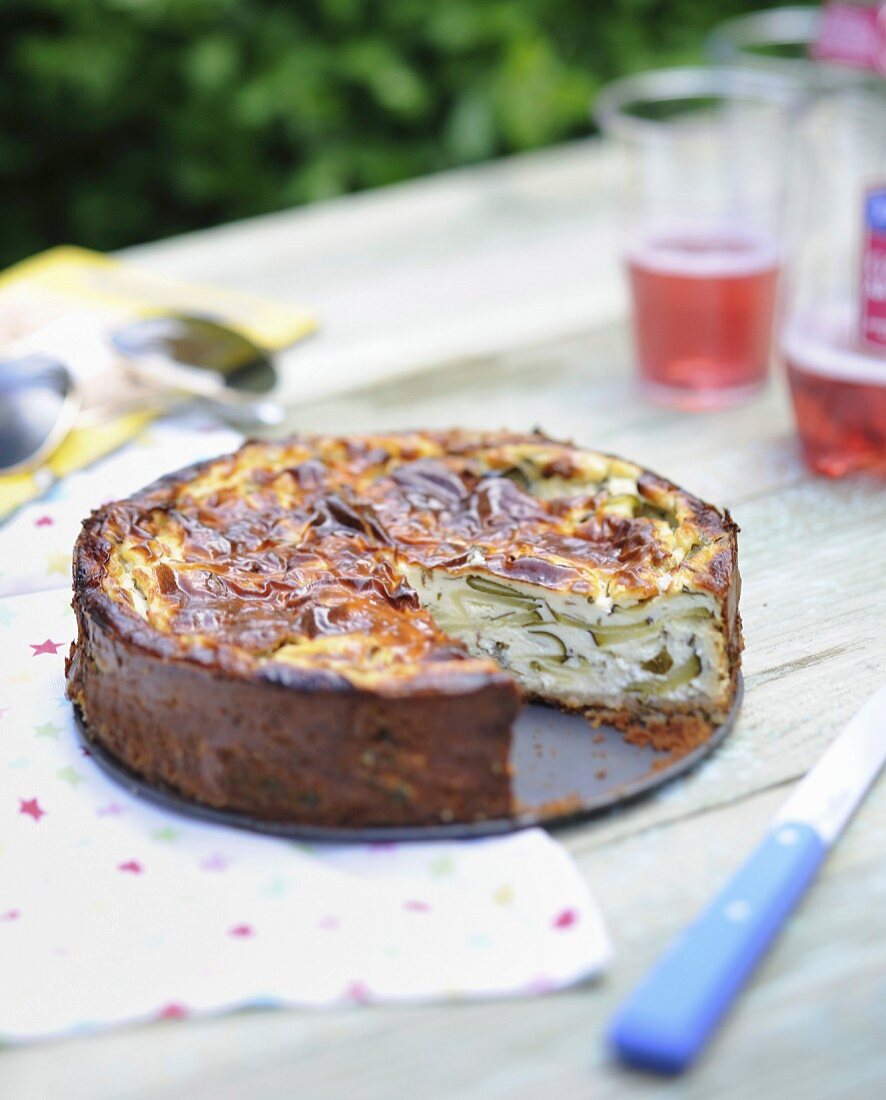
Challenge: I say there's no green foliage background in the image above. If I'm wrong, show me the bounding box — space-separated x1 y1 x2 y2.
0 0 779 268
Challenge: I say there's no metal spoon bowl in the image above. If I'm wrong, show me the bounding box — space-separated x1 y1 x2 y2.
0 355 81 474
111 315 285 426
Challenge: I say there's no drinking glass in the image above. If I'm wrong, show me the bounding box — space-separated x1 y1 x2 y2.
595 67 799 409
707 6 857 91
779 83 886 476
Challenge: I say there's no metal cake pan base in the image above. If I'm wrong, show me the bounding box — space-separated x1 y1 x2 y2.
75 677 742 842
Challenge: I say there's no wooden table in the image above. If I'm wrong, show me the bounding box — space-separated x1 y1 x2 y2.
3 140 885 1100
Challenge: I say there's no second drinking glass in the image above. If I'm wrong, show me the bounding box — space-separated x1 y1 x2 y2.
595 67 799 409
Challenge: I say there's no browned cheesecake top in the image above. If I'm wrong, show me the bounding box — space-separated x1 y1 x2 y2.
73 431 737 693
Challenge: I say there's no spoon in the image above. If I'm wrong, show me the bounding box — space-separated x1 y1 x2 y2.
111 314 286 427
0 355 82 474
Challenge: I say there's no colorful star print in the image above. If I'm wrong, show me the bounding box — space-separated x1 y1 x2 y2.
30 639 63 657
118 860 144 874
34 721 62 739
57 766 85 788
19 797 46 822
228 924 254 938
200 854 229 872
45 554 70 578
34 515 54 527
429 853 455 877
345 981 371 1003
403 900 431 913
152 827 179 842
493 883 515 906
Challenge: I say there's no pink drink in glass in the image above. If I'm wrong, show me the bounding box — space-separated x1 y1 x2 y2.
627 228 781 408
782 305 886 477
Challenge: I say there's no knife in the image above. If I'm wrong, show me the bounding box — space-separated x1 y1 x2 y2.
608 683 886 1075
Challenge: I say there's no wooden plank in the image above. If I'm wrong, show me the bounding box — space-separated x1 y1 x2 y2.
121 142 628 404
274 320 805 507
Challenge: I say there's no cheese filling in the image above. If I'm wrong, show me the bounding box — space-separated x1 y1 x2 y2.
399 565 729 711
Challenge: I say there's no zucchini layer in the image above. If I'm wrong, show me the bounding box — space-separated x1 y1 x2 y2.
400 565 730 712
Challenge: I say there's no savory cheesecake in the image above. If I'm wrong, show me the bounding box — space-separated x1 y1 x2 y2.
67 431 742 827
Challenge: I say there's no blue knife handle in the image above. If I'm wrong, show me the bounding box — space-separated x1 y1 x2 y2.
608 822 827 1075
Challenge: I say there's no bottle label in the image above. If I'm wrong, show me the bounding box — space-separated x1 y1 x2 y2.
861 185 886 349
812 1 886 74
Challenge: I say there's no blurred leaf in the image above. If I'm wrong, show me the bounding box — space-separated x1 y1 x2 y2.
445 86 497 162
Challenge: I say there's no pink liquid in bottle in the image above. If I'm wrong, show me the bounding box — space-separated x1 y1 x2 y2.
627 229 781 409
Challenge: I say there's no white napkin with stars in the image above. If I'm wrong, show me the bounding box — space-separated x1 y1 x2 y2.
0 419 609 1043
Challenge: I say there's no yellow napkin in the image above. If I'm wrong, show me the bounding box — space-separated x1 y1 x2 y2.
0 247 316 521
